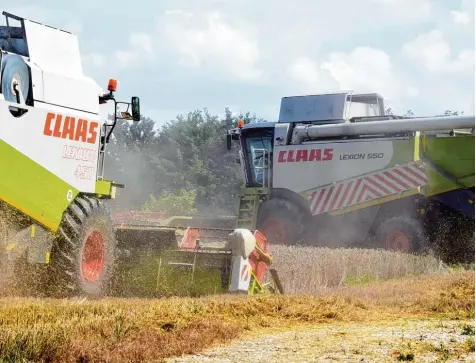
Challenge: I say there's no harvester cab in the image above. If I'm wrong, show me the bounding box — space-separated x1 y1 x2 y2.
0 11 280 299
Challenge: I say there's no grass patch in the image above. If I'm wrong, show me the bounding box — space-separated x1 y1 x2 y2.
396 351 415 361
461 324 475 336
0 271 473 363
390 325 475 362
344 272 381 286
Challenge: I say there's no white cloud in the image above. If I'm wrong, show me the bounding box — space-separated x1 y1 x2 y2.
370 0 432 22
402 30 450 72
322 47 418 101
288 47 418 105
82 53 106 71
82 37 151 73
114 50 137 69
450 0 474 25
162 9 263 82
63 19 83 34
451 10 470 25
451 49 476 72
102 32 157 70
402 29 475 73
287 57 320 87
130 32 154 57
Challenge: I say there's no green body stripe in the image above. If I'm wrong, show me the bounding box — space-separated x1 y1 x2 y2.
0 140 78 231
95 180 113 196
423 134 475 196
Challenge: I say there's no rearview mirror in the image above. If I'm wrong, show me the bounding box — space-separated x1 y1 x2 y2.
131 96 140 121
226 134 232 150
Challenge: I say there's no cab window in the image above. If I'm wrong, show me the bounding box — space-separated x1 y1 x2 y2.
244 135 273 187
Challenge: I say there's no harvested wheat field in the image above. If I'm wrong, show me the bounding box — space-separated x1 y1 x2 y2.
0 247 474 363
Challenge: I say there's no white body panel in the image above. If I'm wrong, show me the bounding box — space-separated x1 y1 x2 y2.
41 71 101 114
273 139 394 193
22 20 102 114
228 256 251 293
24 21 83 77
0 99 100 192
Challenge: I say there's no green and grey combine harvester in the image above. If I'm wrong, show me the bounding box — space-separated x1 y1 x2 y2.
225 92 475 262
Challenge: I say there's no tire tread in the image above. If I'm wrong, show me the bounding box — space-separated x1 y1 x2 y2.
48 196 116 298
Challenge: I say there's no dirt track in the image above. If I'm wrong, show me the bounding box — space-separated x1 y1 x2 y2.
168 319 475 362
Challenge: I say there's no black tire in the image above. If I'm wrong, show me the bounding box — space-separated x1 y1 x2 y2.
374 216 426 253
256 198 310 245
48 196 116 298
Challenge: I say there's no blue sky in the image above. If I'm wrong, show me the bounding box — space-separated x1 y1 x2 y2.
2 0 475 127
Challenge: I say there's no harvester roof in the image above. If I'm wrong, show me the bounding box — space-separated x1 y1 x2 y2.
278 91 386 124
0 11 104 114
242 121 277 130
240 92 386 131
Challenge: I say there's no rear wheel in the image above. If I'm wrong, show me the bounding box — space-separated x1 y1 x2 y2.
374 216 426 253
48 196 116 298
257 198 309 245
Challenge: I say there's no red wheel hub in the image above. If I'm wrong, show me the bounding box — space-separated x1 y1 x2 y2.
385 231 410 252
81 231 105 283
260 219 287 245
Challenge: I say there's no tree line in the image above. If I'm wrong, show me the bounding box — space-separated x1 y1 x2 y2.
103 108 262 215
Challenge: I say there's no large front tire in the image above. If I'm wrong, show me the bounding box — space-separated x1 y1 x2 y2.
256 198 310 245
48 196 116 298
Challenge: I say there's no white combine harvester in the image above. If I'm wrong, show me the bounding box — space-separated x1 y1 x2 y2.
0 11 281 298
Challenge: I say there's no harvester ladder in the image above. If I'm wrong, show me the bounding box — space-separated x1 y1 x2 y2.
236 189 261 230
